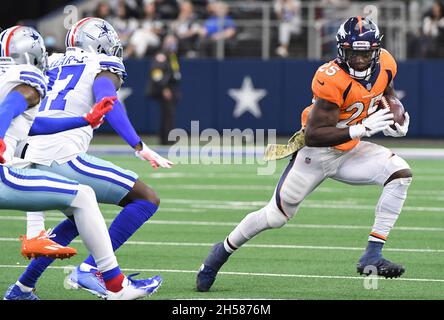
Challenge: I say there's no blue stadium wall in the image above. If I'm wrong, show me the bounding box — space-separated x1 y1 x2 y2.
98 59 444 137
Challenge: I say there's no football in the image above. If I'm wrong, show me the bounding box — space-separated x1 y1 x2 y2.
381 96 405 129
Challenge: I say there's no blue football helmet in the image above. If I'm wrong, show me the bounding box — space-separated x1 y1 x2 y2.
336 16 383 79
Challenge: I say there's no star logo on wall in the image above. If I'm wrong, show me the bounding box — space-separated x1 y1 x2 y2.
228 76 267 118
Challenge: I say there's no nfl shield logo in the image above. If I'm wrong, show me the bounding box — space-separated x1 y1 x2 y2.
305 157 311 164
366 83 372 90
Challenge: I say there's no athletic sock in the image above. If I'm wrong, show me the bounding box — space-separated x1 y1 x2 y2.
83 200 158 267
26 212 45 239
103 269 124 292
203 242 231 271
359 241 384 265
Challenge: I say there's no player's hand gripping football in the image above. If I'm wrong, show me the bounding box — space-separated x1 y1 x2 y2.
0 138 6 164
84 96 116 129
383 112 410 137
349 108 394 139
135 141 174 169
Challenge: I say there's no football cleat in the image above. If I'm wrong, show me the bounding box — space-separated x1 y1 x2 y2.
357 258 405 279
106 274 162 300
20 229 77 260
3 284 39 300
196 264 218 292
67 266 107 298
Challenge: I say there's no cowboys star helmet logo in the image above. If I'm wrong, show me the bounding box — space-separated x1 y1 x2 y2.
95 22 113 42
26 30 40 49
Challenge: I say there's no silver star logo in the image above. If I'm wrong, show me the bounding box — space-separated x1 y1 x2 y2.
228 76 267 118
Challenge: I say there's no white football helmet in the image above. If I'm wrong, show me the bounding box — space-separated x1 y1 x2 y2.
65 17 123 58
0 26 48 71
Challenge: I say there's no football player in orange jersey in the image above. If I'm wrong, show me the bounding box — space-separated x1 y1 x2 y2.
196 16 412 292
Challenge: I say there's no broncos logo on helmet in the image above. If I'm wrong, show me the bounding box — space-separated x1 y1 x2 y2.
336 16 383 80
65 17 123 58
0 26 48 71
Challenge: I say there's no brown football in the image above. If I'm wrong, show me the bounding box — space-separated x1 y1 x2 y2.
381 96 405 129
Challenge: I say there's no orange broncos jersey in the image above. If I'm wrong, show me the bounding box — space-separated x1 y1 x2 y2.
301 49 397 151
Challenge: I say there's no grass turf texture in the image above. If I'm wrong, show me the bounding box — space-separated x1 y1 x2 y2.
0 156 443 300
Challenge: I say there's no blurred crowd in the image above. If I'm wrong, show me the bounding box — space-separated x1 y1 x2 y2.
44 0 444 59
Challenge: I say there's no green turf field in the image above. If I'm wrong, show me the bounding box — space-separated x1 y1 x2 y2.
1 155 444 300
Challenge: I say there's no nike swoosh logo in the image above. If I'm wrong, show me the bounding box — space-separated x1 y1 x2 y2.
317 79 325 85
142 279 160 289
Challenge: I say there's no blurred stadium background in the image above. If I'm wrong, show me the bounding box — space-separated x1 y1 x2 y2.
1 0 444 300
2 0 444 140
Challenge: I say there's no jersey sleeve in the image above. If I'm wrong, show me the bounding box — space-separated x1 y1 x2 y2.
96 54 127 82
380 48 397 80
13 64 47 98
311 65 344 108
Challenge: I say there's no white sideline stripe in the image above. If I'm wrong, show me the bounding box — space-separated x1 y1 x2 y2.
2 215 444 233
161 198 444 213
0 264 443 284
0 237 443 253
90 145 444 160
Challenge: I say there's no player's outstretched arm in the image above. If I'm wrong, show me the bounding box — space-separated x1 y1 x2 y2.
28 97 115 136
93 71 173 169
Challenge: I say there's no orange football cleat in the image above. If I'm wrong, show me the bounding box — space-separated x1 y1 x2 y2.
20 229 77 260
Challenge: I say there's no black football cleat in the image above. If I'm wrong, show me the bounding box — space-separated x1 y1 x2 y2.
196 264 218 292
357 258 405 279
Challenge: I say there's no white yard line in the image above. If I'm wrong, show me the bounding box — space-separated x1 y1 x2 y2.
0 237 442 253
1 215 444 232
0 264 443 284
155 198 444 213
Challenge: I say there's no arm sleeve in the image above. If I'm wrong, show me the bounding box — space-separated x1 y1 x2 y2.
93 76 141 148
29 116 88 136
0 91 28 138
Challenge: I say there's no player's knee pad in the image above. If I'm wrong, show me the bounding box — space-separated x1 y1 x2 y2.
265 203 288 229
386 176 412 190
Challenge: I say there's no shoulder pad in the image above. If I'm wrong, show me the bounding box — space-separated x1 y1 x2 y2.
14 64 47 98
97 54 127 81
311 62 348 107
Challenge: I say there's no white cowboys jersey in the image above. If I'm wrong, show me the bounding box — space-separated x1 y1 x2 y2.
0 58 46 166
24 47 126 166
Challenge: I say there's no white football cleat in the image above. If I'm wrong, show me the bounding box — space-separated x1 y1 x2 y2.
106 274 162 300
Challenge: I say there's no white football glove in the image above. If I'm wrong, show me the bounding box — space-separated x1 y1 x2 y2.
383 112 410 137
349 108 394 139
135 142 174 169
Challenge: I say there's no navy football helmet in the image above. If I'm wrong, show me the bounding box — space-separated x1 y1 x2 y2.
336 16 383 79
